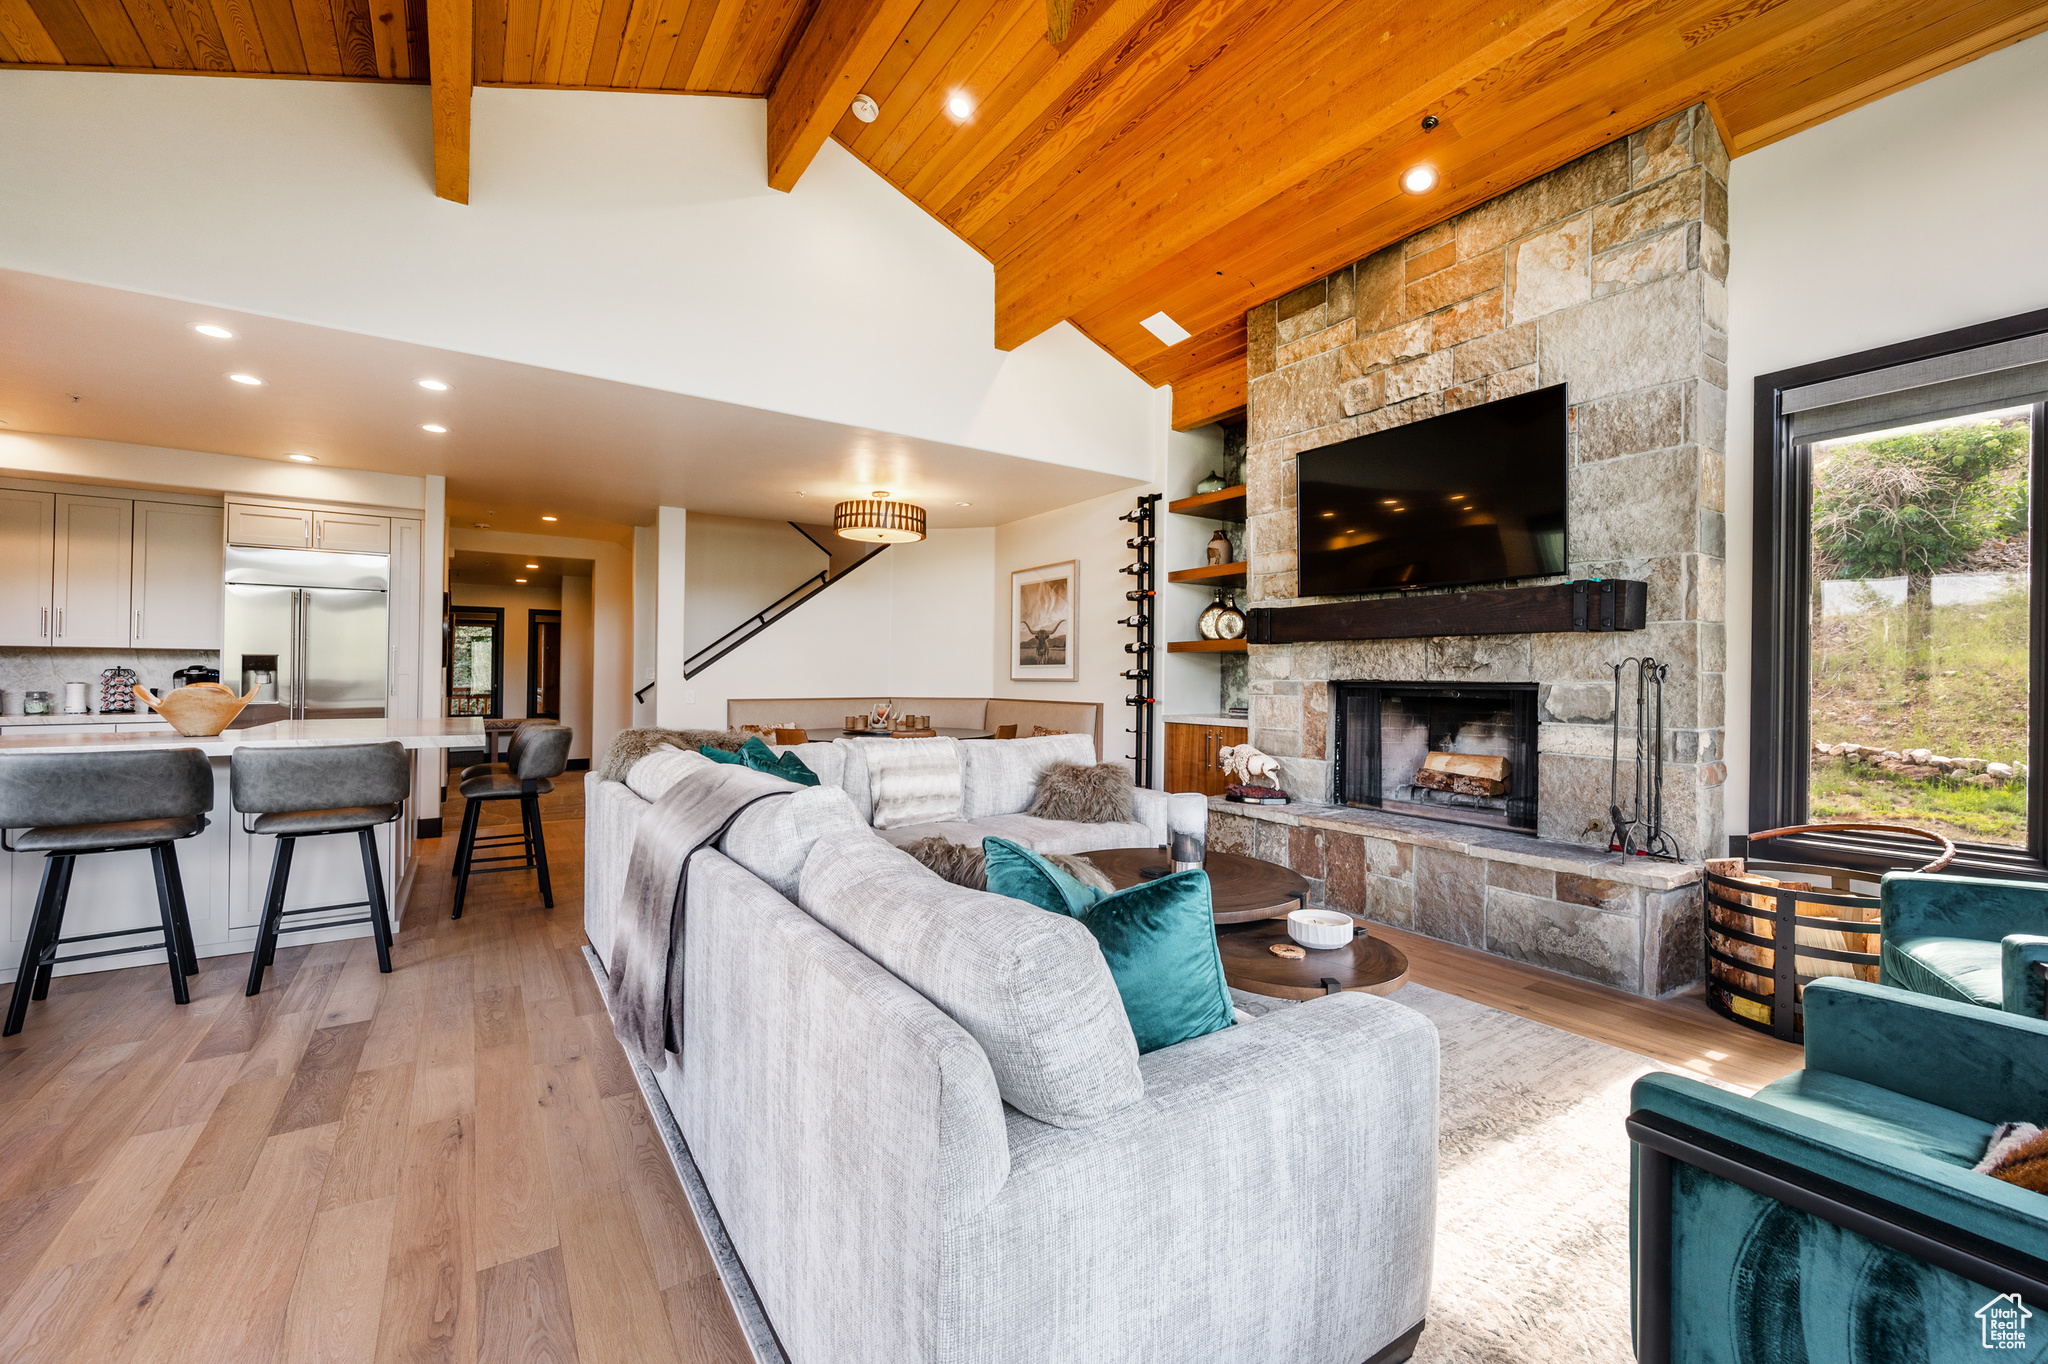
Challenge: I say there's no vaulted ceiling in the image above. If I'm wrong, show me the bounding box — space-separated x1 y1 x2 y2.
6 0 2044 429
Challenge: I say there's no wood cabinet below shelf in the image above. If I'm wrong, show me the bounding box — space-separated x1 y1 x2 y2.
1166 721 1249 796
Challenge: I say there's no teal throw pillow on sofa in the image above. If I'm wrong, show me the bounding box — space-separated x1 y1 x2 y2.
701 738 819 787
738 736 820 787
983 837 1233 1053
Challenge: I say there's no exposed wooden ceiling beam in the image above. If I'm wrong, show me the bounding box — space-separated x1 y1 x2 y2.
427 0 471 202
766 0 924 193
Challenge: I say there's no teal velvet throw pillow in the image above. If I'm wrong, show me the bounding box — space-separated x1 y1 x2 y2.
737 736 820 787
702 738 819 787
983 837 1234 1053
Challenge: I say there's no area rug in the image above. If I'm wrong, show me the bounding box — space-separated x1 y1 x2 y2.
1315 983 1695 1364
588 944 1692 1364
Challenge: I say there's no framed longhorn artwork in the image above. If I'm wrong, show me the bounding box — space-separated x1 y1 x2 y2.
1011 560 1077 681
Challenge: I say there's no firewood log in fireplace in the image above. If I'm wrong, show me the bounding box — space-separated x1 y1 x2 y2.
1412 751 1510 797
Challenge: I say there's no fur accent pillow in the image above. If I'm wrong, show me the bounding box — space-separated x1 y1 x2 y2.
899 837 1116 894
1977 1122 2048 1193
597 727 746 782
1028 762 1135 824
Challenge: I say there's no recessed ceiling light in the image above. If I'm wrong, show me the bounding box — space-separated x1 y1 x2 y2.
418 378 449 391
194 324 235 339
525 563 539 568
540 515 558 522
421 423 447 433
287 453 317 463
1140 311 1192 346
228 373 263 386
956 502 972 507
515 578 527 583
945 91 973 120
1401 164 1438 195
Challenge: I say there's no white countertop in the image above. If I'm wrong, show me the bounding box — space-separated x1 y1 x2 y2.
0 717 487 755
0 712 163 725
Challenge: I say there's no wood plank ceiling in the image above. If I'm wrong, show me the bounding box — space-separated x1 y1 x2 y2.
7 0 2046 428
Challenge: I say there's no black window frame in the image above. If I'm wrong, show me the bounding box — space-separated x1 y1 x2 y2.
449 605 506 720
1749 305 2048 879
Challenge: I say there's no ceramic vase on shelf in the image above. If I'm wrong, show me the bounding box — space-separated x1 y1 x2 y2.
1206 529 1232 565
1195 470 1228 494
1216 595 1245 639
1198 594 1227 639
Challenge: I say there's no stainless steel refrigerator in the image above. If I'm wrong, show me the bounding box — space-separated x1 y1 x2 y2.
224 546 390 728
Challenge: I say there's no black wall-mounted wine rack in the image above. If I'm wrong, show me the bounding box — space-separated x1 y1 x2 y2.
1119 493 1161 785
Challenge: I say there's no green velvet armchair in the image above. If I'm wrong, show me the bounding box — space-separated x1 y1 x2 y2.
1880 870 2048 1017
1629 979 2048 1363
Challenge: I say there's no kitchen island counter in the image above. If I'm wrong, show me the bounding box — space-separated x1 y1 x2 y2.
3 719 488 986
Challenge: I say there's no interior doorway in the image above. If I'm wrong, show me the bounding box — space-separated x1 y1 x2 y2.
529 609 562 719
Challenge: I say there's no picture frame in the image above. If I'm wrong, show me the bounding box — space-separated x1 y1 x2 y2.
1011 560 1077 682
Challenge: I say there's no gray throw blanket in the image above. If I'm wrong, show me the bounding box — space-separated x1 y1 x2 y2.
609 762 796 1070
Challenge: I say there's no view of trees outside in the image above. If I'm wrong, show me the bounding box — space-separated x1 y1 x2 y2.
448 622 497 717
1808 406 2032 845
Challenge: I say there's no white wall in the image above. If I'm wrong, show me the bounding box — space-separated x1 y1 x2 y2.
656 526 994 730
632 522 658 730
448 581 562 720
682 515 827 656
1724 32 2048 835
0 430 425 509
0 72 1157 483
987 389 1179 776
561 574 594 762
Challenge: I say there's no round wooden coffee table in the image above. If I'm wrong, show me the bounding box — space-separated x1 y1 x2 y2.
1215 920 1410 1000
1082 847 1309 923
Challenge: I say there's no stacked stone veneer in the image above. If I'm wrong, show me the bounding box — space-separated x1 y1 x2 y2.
1227 106 1730 995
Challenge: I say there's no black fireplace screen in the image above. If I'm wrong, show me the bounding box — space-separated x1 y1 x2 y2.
1333 682 1538 831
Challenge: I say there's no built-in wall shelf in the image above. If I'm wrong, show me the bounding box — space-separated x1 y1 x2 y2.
1167 485 1248 522
1166 561 1248 588
1167 638 1248 653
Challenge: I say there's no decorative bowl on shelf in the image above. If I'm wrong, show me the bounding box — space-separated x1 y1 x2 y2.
1286 908 1356 951
134 682 261 737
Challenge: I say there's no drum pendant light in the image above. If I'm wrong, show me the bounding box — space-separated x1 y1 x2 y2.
834 492 927 543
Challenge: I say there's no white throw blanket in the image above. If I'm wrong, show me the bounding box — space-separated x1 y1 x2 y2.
849 736 964 829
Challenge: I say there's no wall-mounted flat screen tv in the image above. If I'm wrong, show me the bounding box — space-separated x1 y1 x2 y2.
1297 384 1568 597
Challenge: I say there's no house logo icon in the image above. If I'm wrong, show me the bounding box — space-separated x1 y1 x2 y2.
1977 1293 2031 1350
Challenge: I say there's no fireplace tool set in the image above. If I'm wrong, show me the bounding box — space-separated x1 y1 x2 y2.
1118 493 1162 787
1609 656 1678 858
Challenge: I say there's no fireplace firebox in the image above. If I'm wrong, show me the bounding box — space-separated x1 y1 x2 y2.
1332 682 1539 832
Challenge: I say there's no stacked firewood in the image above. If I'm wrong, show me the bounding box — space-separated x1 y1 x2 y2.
1412 752 1510 797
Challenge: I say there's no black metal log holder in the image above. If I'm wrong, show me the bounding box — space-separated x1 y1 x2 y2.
1119 494 1161 786
1610 656 1677 858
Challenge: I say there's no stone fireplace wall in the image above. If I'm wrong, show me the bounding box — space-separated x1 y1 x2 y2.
1243 105 1730 863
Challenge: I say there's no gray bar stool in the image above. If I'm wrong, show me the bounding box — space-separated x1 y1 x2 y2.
452 723 571 920
1 748 211 1036
452 719 552 875
232 741 408 997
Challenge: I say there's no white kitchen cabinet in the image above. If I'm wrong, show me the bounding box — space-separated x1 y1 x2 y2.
133 501 225 649
313 511 390 554
227 503 313 549
0 490 55 646
52 494 133 648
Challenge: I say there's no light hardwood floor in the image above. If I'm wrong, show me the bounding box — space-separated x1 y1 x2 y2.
0 800 748 1364
0 805 1801 1362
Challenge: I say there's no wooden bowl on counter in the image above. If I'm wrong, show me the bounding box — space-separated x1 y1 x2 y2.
134 683 261 737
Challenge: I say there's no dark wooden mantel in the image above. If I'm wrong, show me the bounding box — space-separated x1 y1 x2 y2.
1245 580 1648 644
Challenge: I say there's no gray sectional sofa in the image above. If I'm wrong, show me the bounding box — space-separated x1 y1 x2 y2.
585 742 1442 1364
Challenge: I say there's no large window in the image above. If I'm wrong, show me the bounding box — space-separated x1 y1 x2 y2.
448 606 504 718
1808 408 2032 846
1752 309 2048 876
